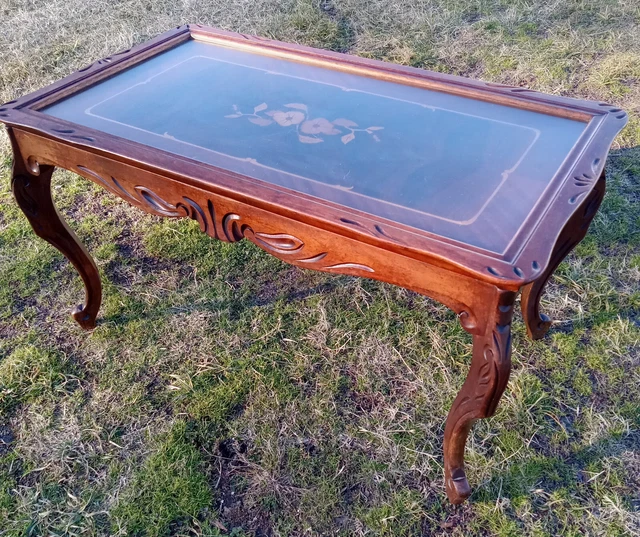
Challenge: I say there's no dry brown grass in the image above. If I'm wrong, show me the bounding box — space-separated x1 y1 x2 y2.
1 1 639 536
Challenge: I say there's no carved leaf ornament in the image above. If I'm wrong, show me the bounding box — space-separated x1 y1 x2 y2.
76 165 374 274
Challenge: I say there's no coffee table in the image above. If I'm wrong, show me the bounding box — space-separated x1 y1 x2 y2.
0 25 627 504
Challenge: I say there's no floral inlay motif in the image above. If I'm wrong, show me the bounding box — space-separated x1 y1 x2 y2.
225 102 383 145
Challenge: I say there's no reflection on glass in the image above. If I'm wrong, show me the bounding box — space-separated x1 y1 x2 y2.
43 39 588 253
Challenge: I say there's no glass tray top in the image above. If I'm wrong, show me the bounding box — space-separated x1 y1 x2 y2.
43 39 588 254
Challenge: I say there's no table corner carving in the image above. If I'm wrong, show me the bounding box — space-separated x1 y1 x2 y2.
521 170 606 340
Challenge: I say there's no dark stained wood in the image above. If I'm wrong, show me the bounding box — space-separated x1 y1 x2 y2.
521 171 606 340
444 289 515 503
0 26 628 289
8 128 102 329
0 25 627 505
187 26 594 122
12 129 499 336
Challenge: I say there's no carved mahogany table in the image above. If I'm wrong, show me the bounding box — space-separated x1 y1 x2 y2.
0 25 627 504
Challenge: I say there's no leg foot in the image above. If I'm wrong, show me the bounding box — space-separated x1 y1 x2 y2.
72 304 98 330
521 173 606 340
521 282 552 340
444 291 515 504
446 463 472 505
9 129 102 330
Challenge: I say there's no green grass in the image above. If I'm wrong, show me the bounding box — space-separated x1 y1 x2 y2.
112 421 213 536
1 1 639 536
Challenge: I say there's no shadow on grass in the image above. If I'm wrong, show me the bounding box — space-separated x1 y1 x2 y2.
473 430 640 507
98 270 347 326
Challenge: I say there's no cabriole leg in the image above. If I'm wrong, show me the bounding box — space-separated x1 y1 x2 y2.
444 290 515 504
9 128 102 330
521 173 606 340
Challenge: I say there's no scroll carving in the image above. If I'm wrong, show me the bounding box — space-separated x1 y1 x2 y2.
50 128 95 143
0 100 17 118
486 264 530 281
75 165 375 275
598 102 628 120
337 216 402 244
77 49 132 73
568 156 605 206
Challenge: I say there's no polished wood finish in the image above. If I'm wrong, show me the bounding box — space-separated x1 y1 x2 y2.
0 25 627 287
521 172 606 340
444 289 515 503
9 128 102 329
0 25 626 504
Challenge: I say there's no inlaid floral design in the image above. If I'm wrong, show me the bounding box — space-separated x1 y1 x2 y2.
225 102 383 144
300 117 340 136
272 110 305 127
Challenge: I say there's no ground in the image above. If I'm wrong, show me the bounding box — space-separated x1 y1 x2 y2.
0 1 639 536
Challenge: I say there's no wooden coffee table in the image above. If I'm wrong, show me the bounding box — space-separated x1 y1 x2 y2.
0 25 627 504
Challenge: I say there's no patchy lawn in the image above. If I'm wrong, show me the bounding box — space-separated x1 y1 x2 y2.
0 1 639 536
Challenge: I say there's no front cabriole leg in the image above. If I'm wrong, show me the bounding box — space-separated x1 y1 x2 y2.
9 128 102 329
444 289 515 504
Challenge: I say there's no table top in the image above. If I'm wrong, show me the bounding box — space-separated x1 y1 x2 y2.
0 25 627 285
42 39 586 255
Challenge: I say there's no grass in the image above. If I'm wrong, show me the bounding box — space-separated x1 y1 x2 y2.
0 0 639 535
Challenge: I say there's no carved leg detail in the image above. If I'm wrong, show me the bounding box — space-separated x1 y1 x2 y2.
521 173 606 340
444 291 515 504
10 130 102 329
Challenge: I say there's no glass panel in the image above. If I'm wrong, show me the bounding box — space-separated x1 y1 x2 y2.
43 39 588 253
